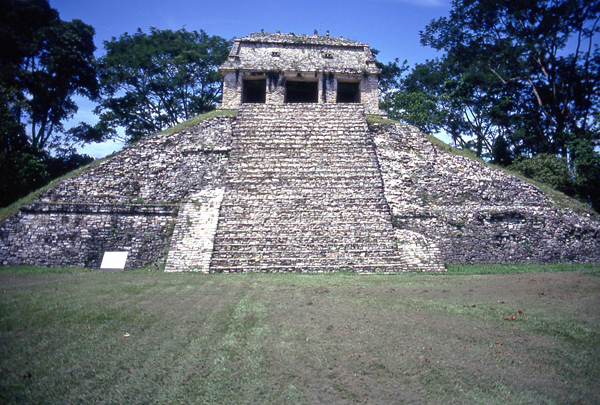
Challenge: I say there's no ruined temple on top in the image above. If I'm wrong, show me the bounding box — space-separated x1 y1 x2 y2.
218 30 385 115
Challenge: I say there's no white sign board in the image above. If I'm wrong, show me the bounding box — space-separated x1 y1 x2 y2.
100 252 128 270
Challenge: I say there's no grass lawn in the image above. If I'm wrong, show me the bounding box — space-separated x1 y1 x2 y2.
1 264 599 404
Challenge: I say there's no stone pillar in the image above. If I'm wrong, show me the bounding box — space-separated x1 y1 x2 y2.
325 73 336 104
221 71 242 109
266 73 285 104
361 74 380 114
318 75 324 103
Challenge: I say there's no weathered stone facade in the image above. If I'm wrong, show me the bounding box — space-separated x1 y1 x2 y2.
0 203 175 269
1 32 598 271
208 104 444 273
165 188 224 272
1 111 599 269
219 31 384 115
372 122 600 264
0 116 235 269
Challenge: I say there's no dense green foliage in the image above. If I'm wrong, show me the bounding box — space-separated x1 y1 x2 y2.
381 0 600 211
91 28 231 143
0 0 97 207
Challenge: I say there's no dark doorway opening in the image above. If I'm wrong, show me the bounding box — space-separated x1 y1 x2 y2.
243 79 266 103
336 82 360 103
285 80 318 103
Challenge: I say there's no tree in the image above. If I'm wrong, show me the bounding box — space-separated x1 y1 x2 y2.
510 153 576 195
0 0 100 151
386 0 600 210
420 0 600 151
0 0 99 207
94 28 231 143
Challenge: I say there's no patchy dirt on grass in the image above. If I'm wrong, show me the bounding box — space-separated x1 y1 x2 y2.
0 270 599 404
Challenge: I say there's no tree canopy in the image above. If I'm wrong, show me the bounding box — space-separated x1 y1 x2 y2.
0 0 100 151
93 28 231 143
381 0 600 211
0 0 97 206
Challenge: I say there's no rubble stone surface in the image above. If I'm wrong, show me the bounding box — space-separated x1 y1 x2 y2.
372 122 600 264
1 99 598 269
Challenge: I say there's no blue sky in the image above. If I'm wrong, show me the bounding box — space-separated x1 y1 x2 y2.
50 0 452 157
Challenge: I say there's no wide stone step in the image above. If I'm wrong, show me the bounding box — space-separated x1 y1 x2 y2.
228 164 380 171
231 157 378 164
219 198 389 207
211 247 401 257
232 148 376 156
209 263 411 274
212 234 393 244
234 129 369 135
209 256 408 268
212 235 396 248
224 184 385 194
233 133 370 140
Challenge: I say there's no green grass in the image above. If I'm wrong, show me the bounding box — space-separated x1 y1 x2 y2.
445 262 600 275
1 265 599 404
157 109 238 135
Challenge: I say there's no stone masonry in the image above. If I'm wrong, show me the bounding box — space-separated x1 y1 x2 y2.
1 31 598 270
208 104 444 272
165 188 225 272
0 116 235 269
0 111 599 269
372 122 600 264
220 31 384 115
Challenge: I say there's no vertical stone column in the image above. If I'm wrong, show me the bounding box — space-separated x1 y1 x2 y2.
222 71 242 108
324 73 336 104
266 73 285 104
361 74 380 114
318 75 324 104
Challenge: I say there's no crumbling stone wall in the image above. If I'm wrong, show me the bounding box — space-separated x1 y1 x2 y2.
372 122 600 264
1 112 599 270
40 116 234 205
0 116 236 268
0 204 175 268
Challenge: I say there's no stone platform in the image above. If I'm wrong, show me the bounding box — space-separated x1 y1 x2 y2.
165 104 444 273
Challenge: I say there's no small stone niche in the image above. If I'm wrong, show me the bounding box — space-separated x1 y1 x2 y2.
337 81 360 103
243 78 267 103
285 80 319 103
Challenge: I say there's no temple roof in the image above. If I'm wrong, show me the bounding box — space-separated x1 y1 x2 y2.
220 31 379 75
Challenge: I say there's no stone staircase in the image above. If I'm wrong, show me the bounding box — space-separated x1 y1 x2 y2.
165 188 225 272
209 104 440 272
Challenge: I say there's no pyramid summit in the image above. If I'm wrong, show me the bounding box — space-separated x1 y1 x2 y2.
219 31 383 115
1 32 599 271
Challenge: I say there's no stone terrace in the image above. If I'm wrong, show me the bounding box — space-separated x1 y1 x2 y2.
207 104 444 272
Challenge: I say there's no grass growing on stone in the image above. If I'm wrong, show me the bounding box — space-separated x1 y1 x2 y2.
157 109 238 136
0 157 110 224
1 265 599 404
